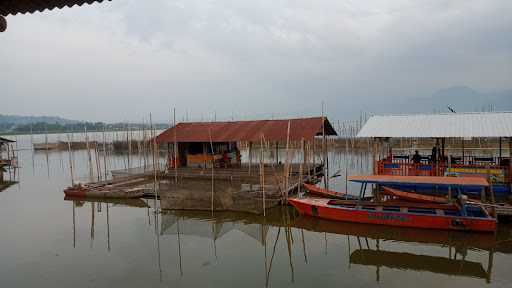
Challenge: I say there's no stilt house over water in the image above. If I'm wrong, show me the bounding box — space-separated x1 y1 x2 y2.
155 117 337 169
0 136 16 183
357 112 512 199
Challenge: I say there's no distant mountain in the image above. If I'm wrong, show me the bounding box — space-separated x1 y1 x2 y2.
405 86 512 113
0 114 79 126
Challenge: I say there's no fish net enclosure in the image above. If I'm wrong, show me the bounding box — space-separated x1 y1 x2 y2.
159 178 284 214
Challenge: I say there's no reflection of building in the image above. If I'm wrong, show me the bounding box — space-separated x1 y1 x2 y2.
350 249 489 280
160 211 268 245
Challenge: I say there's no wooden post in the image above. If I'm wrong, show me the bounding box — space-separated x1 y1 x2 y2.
372 138 378 175
499 137 502 163
174 108 178 183
260 134 266 216
275 142 279 165
248 142 253 176
462 138 465 165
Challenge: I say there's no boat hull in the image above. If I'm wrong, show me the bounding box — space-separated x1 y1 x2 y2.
288 198 496 232
64 187 145 199
303 183 357 200
382 186 447 204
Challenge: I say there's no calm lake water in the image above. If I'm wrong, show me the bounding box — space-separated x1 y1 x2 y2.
1 134 512 287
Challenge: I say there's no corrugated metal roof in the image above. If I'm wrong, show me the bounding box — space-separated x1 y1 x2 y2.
0 0 110 16
357 112 512 138
156 117 337 143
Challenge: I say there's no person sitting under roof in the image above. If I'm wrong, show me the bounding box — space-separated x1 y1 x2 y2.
412 150 422 164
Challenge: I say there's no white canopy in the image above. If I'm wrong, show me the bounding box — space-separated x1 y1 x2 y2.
357 112 512 138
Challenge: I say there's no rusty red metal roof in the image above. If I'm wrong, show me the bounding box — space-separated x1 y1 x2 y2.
0 0 111 16
348 175 489 187
156 117 337 144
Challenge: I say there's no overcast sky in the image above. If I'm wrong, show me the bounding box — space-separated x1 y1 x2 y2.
2 0 511 122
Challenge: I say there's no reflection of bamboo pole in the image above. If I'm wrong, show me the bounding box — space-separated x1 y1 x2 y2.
90 202 95 249
154 211 162 282
72 201 76 248
106 203 111 252
265 227 281 288
301 229 307 263
177 217 183 276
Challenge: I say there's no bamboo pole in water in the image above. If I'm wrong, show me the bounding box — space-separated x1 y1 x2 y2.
299 138 304 194
67 133 75 186
85 125 94 182
260 134 266 217
150 113 159 207
102 126 108 180
284 120 291 202
209 128 215 214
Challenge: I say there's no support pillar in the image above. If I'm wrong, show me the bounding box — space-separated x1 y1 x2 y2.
372 138 378 175
509 138 512 194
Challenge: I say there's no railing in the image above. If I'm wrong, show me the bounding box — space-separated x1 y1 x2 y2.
377 156 511 184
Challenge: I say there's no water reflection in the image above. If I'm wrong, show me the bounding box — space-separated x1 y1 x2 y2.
67 195 512 286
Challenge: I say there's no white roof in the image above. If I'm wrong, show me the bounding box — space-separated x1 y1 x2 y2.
357 112 512 138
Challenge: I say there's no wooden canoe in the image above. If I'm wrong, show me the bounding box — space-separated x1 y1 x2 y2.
64 185 146 199
303 183 357 200
288 197 496 232
382 186 448 204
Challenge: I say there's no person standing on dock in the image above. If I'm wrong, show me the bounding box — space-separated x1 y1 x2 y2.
412 150 422 164
431 146 438 164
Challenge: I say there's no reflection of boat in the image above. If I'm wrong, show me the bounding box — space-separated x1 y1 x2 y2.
303 183 358 200
64 195 149 208
350 249 488 279
64 184 146 199
294 215 512 253
289 197 496 232
382 186 447 204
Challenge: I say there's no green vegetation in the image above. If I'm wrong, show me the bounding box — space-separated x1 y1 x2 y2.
0 122 169 135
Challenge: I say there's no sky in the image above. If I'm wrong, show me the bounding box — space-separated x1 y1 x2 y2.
1 0 511 123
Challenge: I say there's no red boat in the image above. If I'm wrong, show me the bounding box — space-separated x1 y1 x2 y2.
303 183 357 200
382 186 448 204
288 197 496 232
